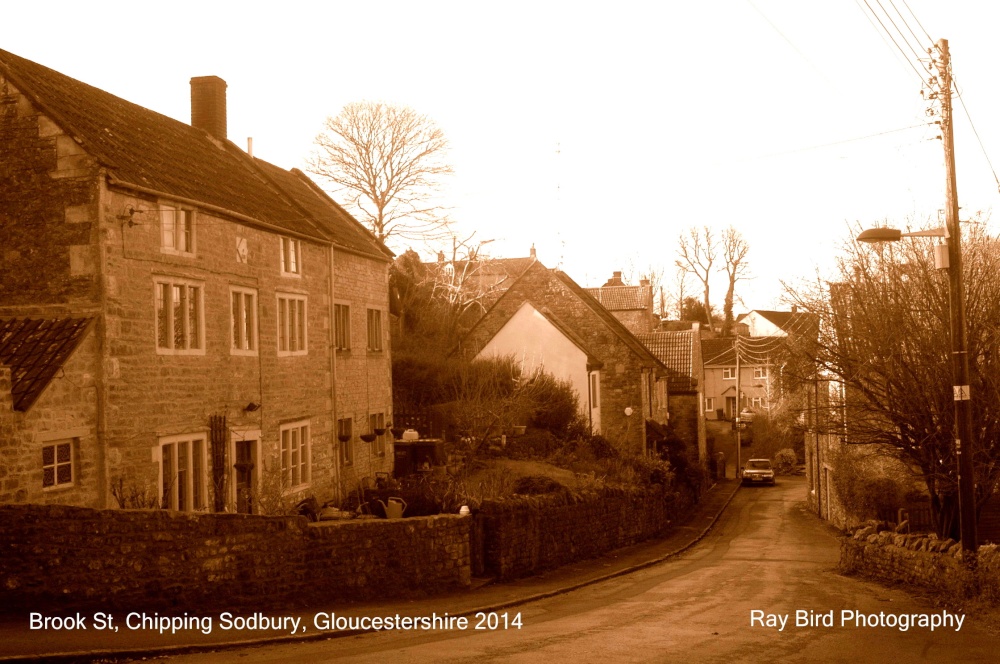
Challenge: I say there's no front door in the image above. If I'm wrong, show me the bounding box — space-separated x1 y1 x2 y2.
725 396 737 420
234 439 256 514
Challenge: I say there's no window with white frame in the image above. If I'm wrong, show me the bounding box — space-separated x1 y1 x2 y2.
370 412 386 456
656 378 668 411
750 397 764 409
42 440 74 489
338 418 353 466
277 294 307 355
230 286 258 354
159 434 208 511
280 421 310 490
160 204 195 255
280 237 301 276
589 372 600 409
367 308 383 351
155 278 204 353
334 303 351 350
704 397 715 413
753 366 768 380
722 367 736 380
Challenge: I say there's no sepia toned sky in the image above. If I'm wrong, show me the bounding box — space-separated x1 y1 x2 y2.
5 1 1000 311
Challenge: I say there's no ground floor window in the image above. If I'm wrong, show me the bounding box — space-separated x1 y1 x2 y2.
280 420 310 490
338 418 353 466
42 440 74 489
160 434 208 511
370 412 386 456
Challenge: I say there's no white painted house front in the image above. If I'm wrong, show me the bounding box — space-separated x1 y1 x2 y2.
475 302 601 432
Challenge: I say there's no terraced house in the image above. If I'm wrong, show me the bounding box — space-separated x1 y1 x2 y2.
0 49 393 511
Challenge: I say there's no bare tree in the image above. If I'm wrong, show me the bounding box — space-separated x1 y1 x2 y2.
784 222 1000 539
720 226 751 336
676 226 717 327
309 101 453 245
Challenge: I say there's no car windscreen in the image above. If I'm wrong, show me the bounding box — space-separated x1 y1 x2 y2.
746 461 771 470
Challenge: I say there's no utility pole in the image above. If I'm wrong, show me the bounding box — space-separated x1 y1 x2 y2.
937 38 978 556
735 333 742 476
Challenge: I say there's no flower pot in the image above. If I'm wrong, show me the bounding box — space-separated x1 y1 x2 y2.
360 433 377 443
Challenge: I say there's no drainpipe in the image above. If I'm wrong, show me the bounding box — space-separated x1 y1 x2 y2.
328 247 341 502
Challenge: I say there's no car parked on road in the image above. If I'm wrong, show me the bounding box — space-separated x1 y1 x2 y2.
742 458 776 486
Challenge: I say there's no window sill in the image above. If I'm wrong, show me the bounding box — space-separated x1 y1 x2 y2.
277 350 309 358
230 349 258 357
42 483 75 492
156 348 206 356
279 271 303 278
160 248 197 258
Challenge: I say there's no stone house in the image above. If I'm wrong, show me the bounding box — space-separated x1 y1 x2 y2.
585 271 656 335
636 329 706 463
458 261 670 455
0 49 393 511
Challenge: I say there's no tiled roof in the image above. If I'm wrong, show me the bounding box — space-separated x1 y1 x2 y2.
253 161 392 260
0 318 93 411
701 338 737 365
736 310 819 336
551 271 668 372
701 336 785 366
637 331 697 391
0 48 389 259
584 285 651 311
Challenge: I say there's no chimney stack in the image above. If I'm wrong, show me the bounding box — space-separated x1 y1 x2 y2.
529 244 536 259
190 76 227 141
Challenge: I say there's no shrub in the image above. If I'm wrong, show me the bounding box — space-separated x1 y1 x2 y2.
774 448 798 474
834 472 906 522
513 475 566 495
526 373 584 437
505 429 560 459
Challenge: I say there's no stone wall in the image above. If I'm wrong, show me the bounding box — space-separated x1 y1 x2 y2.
840 525 1000 600
0 332 100 506
476 485 693 580
0 504 470 614
0 74 101 309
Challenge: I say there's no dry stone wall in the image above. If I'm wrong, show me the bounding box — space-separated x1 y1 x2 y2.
0 505 470 614
840 524 1000 599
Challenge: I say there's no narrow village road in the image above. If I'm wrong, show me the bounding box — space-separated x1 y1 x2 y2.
152 478 996 663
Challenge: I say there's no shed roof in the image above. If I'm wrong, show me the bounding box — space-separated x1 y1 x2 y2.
0 318 93 411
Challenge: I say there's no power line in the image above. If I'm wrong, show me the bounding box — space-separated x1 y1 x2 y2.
953 79 1000 193
875 0 929 64
740 124 927 161
899 0 934 43
886 0 931 57
856 0 929 86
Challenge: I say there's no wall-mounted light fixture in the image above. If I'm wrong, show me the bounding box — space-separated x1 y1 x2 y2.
244 402 261 412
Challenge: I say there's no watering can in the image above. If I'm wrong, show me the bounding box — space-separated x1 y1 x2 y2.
377 497 407 519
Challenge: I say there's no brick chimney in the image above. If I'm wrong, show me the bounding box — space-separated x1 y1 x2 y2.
190 76 227 140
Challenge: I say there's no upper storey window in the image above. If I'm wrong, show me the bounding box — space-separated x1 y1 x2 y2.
280 237 301 276
161 204 195 255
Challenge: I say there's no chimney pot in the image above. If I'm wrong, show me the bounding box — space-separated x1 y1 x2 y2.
530 244 536 259
190 76 228 141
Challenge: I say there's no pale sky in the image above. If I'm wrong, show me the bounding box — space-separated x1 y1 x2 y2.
5 1 1000 312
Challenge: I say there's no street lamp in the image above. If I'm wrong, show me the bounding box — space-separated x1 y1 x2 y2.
858 224 978 555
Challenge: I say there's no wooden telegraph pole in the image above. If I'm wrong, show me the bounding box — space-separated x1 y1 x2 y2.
937 38 978 555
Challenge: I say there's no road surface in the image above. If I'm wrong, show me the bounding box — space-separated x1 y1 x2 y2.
148 478 995 663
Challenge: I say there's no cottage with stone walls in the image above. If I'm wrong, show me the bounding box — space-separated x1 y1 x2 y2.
458 261 670 456
0 49 393 512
